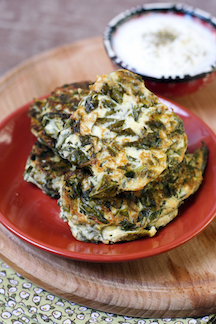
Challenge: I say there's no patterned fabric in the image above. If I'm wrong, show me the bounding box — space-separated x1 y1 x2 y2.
0 260 214 324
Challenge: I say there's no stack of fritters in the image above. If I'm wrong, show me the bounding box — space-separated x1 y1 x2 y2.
24 70 208 244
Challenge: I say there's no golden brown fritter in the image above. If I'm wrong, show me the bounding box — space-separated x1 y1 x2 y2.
56 70 188 194
58 144 208 244
29 81 92 149
24 141 75 198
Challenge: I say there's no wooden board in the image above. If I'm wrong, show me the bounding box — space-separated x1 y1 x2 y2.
1 36 216 318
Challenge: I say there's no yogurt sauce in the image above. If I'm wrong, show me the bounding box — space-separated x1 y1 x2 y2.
112 13 216 78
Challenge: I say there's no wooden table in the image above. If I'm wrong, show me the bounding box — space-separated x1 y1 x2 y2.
0 37 216 318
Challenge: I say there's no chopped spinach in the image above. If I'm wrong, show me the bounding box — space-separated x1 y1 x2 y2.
80 198 109 224
84 95 99 113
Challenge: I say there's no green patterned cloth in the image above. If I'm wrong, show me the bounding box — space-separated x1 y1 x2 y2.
0 260 215 324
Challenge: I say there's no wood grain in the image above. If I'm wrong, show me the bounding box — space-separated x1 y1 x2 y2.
0 36 216 318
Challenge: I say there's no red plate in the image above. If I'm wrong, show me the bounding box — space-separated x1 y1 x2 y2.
0 97 216 263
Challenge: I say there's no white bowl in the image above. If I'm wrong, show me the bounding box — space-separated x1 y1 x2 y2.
104 3 216 97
